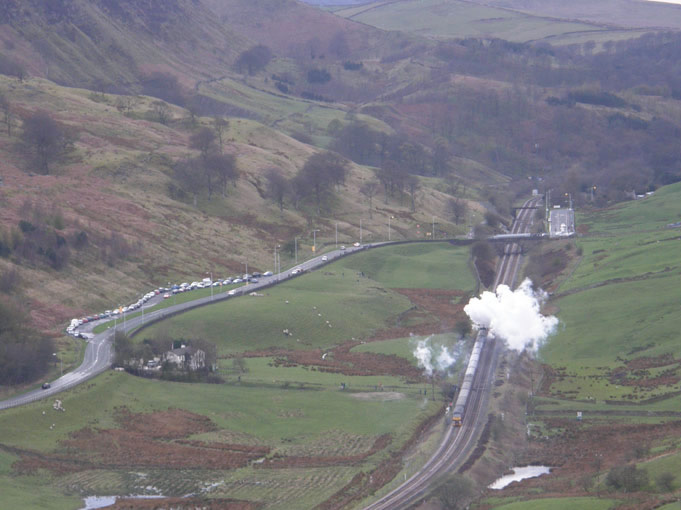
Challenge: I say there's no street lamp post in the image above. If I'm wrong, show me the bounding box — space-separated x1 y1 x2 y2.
53 353 62 377
388 216 393 241
312 229 320 254
243 260 248 285
360 219 363 245
432 216 435 240
295 237 298 265
206 271 213 300
335 222 338 247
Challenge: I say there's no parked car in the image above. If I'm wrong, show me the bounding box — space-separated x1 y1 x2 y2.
163 293 171 299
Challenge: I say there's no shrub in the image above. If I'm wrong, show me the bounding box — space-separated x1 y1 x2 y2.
605 464 648 492
306 68 331 84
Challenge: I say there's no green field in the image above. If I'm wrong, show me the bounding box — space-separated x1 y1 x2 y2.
536 182 681 414
341 242 476 290
486 497 617 510
0 371 441 509
0 242 474 508
138 243 476 355
336 0 609 43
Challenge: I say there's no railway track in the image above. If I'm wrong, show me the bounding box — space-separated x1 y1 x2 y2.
363 196 542 510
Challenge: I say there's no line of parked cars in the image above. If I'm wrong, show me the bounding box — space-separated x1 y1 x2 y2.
65 272 275 337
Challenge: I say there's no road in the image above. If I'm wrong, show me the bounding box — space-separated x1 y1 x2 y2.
363 196 541 510
0 244 369 411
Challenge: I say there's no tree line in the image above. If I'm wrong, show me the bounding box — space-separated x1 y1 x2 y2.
0 297 54 385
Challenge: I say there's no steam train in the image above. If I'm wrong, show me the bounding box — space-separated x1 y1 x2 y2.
451 328 488 427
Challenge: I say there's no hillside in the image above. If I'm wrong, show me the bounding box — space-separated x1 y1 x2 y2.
336 0 681 44
472 182 681 509
1 0 681 394
0 74 470 335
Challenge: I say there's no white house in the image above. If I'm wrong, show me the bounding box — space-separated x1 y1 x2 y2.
163 346 206 371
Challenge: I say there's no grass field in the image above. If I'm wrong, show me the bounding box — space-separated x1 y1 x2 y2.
486 497 617 510
138 243 476 355
0 370 442 509
336 0 609 43
341 242 476 291
0 242 474 508
536 181 681 414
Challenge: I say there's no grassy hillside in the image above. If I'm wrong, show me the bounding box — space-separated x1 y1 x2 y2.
0 243 476 509
0 0 250 90
336 0 611 43
539 182 681 404
481 184 681 509
0 74 473 336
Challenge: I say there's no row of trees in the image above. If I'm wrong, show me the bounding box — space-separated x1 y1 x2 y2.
171 124 238 203
0 297 54 385
329 121 447 178
263 151 350 216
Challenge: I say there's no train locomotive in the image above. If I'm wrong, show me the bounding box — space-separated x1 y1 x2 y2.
451 328 487 427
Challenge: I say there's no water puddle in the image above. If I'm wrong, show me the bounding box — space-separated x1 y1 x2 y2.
489 465 551 490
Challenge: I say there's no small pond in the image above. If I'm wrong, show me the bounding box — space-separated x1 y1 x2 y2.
488 465 551 490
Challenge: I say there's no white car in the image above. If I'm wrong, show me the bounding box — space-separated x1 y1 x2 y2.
228 289 237 296
321 255 328 261
353 242 360 247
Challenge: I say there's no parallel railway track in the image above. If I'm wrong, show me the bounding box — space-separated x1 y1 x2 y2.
364 196 541 510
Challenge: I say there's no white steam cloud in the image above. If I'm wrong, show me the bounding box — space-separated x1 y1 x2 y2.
464 278 558 352
412 336 462 375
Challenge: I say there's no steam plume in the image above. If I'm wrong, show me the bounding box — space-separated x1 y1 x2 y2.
412 336 462 375
464 278 558 352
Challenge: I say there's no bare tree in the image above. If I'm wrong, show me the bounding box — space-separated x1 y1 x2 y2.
185 95 201 126
447 197 468 225
190 127 217 161
114 95 135 114
151 100 171 125
297 152 350 214
435 474 476 510
265 167 290 212
0 93 14 136
406 175 420 212
20 111 75 175
359 180 379 218
206 153 238 197
213 116 229 152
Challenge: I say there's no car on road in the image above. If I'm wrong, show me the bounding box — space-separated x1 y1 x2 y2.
41 382 51 390
263 271 273 277
340 245 346 251
321 255 328 261
353 242 360 247
228 289 237 296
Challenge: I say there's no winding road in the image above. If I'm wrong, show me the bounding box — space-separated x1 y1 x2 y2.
0 244 368 411
0 197 542 510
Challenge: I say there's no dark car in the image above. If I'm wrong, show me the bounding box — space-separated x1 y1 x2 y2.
41 382 51 390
